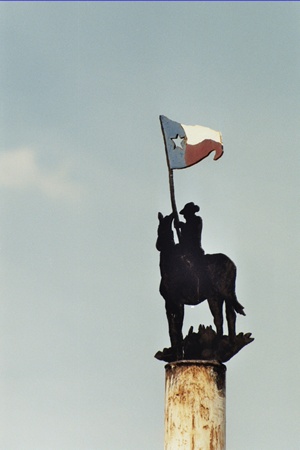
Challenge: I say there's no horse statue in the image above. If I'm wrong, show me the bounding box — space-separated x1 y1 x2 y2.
156 211 246 359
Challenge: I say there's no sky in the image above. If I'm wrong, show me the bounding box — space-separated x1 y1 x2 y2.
0 2 299 449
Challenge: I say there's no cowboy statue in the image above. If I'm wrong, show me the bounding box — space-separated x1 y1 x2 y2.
179 202 204 258
155 116 253 363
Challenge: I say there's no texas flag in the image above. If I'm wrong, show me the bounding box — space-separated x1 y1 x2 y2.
159 115 223 170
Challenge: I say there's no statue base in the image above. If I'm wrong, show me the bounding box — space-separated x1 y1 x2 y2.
155 325 254 363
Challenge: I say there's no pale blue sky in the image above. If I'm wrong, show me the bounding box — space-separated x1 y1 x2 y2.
0 2 299 449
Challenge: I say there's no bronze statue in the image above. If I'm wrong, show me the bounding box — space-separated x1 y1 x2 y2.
155 204 253 362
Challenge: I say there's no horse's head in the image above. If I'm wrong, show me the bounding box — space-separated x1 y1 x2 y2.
156 212 175 251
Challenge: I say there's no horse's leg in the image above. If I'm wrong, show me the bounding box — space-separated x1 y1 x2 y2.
225 300 237 338
207 296 223 336
165 300 184 358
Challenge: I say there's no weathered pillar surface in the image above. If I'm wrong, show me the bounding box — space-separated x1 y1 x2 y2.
164 360 226 450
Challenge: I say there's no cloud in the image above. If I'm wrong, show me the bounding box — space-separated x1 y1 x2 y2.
0 148 83 202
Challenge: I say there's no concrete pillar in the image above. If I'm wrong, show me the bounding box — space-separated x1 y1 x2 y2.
164 360 226 450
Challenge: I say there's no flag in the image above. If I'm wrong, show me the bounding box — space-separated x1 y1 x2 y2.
160 115 223 170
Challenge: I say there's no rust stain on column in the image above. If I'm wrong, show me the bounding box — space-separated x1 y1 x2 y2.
164 360 226 450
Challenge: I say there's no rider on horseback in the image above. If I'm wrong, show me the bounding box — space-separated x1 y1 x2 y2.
179 202 205 258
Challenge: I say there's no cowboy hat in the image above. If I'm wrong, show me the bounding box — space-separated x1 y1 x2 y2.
179 202 200 215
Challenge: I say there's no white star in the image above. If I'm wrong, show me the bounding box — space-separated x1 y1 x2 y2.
172 134 184 150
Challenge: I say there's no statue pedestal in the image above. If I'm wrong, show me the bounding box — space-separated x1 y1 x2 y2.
155 325 254 363
164 360 226 450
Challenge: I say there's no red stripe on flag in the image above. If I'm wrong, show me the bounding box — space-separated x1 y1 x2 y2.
185 139 223 167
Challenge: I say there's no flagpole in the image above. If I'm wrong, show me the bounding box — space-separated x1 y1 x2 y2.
168 168 181 242
159 115 181 241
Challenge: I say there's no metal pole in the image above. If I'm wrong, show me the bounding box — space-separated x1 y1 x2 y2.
168 168 181 242
164 360 226 450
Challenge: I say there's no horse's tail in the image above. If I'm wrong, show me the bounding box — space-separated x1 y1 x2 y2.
232 298 246 316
